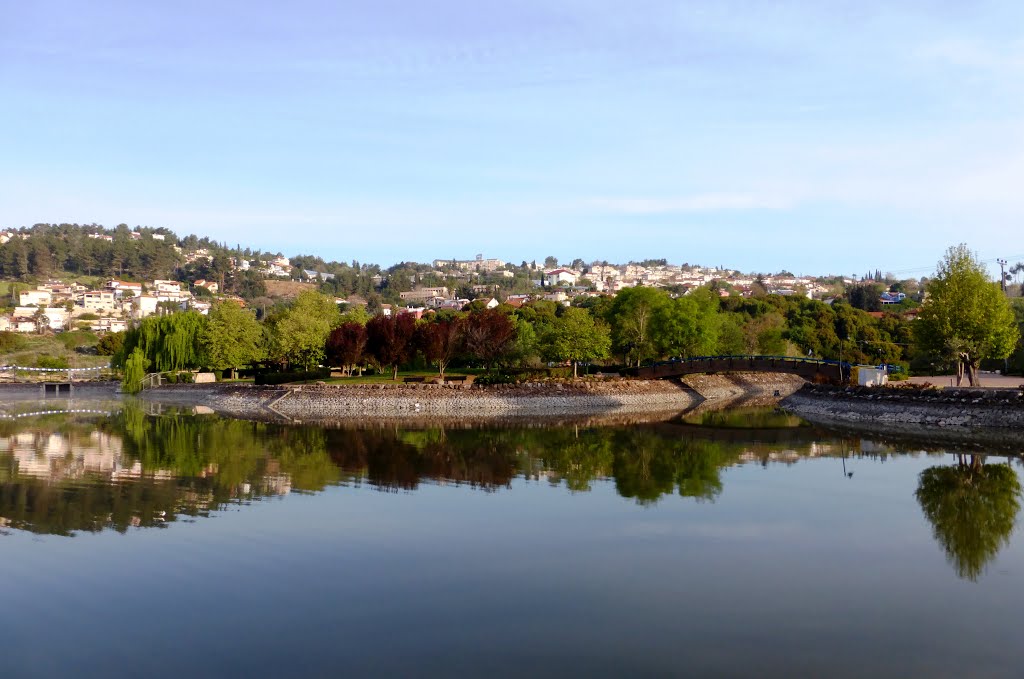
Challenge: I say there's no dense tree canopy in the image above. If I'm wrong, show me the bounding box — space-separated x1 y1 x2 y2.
267 290 341 369
366 313 417 379
326 322 369 375
202 301 265 377
116 312 207 373
914 245 1019 385
543 307 611 377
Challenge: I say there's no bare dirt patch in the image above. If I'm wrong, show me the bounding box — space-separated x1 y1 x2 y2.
907 374 1023 389
264 279 316 300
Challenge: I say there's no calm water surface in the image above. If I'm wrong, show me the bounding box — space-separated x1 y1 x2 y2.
1 401 1023 678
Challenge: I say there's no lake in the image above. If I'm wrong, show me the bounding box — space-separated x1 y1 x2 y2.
2 401 1023 678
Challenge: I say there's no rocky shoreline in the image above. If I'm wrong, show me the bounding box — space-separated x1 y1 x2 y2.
133 373 805 423
783 383 1024 430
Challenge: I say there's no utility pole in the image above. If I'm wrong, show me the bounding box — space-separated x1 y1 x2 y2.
998 258 1008 293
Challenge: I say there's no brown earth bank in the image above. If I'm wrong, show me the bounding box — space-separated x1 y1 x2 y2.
783 383 1024 434
263 279 316 299
133 373 806 423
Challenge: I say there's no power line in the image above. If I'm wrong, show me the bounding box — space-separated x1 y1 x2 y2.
878 253 1024 277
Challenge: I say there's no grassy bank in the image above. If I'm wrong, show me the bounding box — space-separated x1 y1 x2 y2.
0 331 111 371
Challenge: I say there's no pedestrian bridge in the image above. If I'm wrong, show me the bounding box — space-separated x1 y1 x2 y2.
627 355 849 383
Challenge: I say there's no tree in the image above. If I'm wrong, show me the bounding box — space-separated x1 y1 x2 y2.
116 311 207 373
606 286 669 366
914 245 1019 386
121 347 149 394
543 255 559 269
268 290 341 370
29 241 54 279
32 306 47 334
339 303 370 326
366 313 416 379
916 456 1021 581
3 238 29 280
202 301 265 378
416 318 464 380
847 283 884 312
96 331 125 357
543 307 611 377
462 309 517 372
653 288 720 358
325 322 368 375
507 316 540 367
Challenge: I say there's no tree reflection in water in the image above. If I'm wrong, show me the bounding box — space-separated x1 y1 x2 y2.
916 454 1022 581
0 408 786 534
3 405 1020 548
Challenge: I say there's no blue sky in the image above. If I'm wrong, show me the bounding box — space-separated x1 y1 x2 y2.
2 1 1023 275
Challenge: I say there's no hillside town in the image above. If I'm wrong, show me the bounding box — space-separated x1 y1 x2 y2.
0 240 892 336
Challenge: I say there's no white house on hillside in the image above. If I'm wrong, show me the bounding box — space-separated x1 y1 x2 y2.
19 290 52 307
544 269 578 287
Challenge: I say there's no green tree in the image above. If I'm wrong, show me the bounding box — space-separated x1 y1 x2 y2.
914 244 1019 385
121 347 149 394
116 312 208 373
339 303 370 326
916 456 1021 581
543 307 611 377
606 286 670 366
96 331 125 357
268 290 341 369
202 301 265 378
653 288 720 358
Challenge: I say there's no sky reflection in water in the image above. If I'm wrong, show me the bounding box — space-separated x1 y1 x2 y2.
1 404 1022 678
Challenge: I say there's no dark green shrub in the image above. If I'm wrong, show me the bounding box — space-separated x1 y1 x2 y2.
96 332 125 357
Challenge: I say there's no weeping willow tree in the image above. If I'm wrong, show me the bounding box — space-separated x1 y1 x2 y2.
121 347 149 394
114 312 208 373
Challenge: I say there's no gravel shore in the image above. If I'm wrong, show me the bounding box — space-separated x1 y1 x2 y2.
137 373 805 423
783 383 1024 430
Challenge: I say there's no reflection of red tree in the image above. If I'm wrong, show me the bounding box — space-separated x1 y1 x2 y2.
325 429 517 492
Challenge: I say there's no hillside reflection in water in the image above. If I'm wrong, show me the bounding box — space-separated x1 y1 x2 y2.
3 403 1024 678
0 404 930 535
0 404 1019 545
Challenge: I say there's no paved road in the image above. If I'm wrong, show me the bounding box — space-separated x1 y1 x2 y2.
907 374 1023 389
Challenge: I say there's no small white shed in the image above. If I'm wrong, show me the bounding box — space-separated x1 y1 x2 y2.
858 367 889 387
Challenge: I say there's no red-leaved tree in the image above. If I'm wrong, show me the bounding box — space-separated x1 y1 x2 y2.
366 313 417 380
462 309 516 372
415 318 464 380
325 322 368 376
